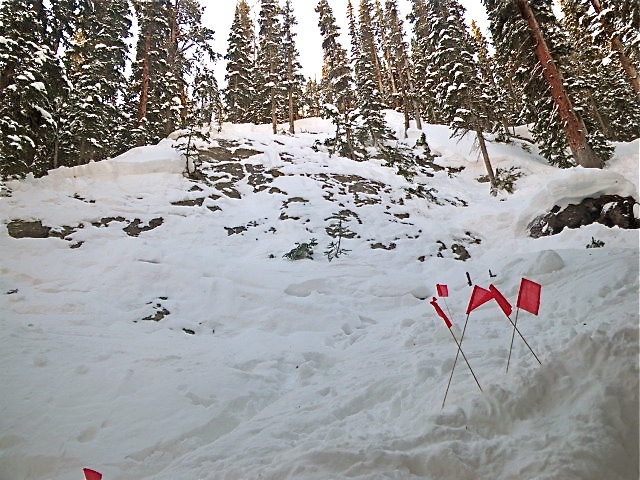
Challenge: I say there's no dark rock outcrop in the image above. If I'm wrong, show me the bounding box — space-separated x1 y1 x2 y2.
528 195 639 238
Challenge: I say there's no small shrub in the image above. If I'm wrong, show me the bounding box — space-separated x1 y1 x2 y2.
283 238 318 260
586 237 605 249
477 166 524 194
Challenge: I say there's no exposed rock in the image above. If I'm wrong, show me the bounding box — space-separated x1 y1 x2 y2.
7 220 52 238
123 218 164 237
528 195 639 238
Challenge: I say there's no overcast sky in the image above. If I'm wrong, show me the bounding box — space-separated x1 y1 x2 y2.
204 0 490 86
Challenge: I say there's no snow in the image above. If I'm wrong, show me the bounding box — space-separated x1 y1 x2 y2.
1 113 638 480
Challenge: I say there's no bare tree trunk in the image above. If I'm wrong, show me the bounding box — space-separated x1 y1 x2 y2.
165 0 180 136
476 129 497 193
590 0 640 96
288 89 295 134
517 0 603 169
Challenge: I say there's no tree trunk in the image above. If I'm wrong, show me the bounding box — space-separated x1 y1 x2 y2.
137 27 151 129
476 129 497 193
516 0 603 169
590 0 640 96
165 0 180 136
288 88 295 134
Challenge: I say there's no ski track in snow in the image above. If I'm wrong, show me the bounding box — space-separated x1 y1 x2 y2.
0 114 638 480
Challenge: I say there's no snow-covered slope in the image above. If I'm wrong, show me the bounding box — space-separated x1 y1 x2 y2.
1 114 638 480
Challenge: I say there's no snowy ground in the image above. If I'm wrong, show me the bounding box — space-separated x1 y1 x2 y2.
1 113 638 480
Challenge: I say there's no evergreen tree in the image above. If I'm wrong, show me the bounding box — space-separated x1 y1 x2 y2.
0 0 68 178
484 0 606 168
224 0 256 124
407 0 440 123
427 0 498 192
316 0 358 159
129 0 173 146
588 0 639 96
559 0 640 142
281 0 304 133
302 77 322 118
383 0 422 136
255 0 285 133
350 0 393 149
64 0 131 165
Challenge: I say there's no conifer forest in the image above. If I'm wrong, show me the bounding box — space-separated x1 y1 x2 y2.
0 0 638 180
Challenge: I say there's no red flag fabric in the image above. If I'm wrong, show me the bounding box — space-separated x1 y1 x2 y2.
466 285 494 315
517 278 541 315
436 284 449 297
83 468 102 480
489 284 512 317
430 297 452 328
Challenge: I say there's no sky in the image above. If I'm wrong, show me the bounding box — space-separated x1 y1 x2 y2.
204 0 490 86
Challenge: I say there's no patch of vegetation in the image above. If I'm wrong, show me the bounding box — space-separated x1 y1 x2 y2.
586 237 605 249
324 211 354 262
283 239 318 260
477 166 524 194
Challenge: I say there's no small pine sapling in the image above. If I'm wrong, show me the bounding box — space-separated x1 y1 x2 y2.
283 239 318 260
324 210 354 262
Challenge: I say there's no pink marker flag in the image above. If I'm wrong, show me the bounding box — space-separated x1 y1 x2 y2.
517 278 542 315
83 468 102 480
466 285 494 315
430 297 452 328
489 284 512 317
436 284 449 297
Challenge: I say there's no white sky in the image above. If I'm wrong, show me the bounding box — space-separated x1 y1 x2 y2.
204 0 490 86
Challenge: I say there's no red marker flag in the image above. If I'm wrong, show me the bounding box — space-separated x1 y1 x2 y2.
436 284 449 297
430 297 452 328
83 469 102 480
517 278 541 315
466 285 494 314
489 284 512 317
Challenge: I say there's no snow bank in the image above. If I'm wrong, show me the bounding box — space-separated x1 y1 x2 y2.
46 140 185 180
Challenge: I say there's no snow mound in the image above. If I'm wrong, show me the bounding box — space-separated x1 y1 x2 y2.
47 140 184 180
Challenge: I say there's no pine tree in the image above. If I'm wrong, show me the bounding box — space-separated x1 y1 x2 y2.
484 0 606 168
589 0 639 96
224 0 256 124
255 0 285 133
316 0 359 159
0 0 68 178
129 0 173 146
302 77 322 118
559 0 640 142
427 0 498 192
65 0 131 165
350 0 393 149
407 0 440 123
281 0 304 133
383 0 422 136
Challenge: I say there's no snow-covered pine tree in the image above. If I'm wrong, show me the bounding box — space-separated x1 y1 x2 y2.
426 0 498 192
315 0 359 159
559 0 640 142
302 77 322 118
588 0 639 96
407 0 440 124
64 0 131 165
129 0 173 146
0 0 68 178
469 20 512 139
350 0 394 149
224 0 256 124
484 0 606 168
255 0 286 133
383 0 422 136
281 0 304 134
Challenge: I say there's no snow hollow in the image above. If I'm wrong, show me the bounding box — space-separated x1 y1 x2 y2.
1 114 638 480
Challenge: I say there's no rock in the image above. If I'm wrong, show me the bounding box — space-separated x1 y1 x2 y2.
528 195 639 238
